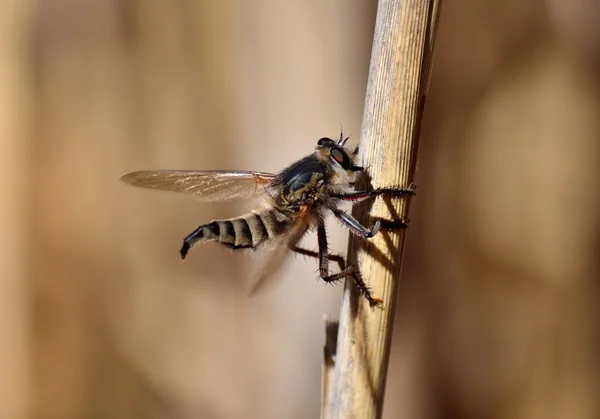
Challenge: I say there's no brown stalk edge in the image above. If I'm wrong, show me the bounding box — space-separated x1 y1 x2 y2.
321 0 442 418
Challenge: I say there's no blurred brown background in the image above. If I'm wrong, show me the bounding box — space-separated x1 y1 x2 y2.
2 1 600 418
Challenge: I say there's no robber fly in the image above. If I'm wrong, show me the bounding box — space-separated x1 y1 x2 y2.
120 134 414 306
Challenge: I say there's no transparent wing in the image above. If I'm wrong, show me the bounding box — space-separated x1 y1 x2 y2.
248 206 312 295
120 170 276 202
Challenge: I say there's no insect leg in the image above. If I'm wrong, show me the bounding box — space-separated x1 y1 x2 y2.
316 223 381 307
291 246 346 272
334 186 415 202
333 210 382 239
374 218 411 231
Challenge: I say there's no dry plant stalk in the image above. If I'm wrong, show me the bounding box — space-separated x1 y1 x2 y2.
321 317 339 419
323 0 441 418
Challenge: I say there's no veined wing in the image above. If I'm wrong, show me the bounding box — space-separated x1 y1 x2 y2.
120 170 275 202
249 204 312 295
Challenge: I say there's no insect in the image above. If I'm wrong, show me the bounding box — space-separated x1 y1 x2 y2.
120 134 414 306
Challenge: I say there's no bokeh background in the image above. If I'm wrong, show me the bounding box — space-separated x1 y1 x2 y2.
2 1 600 418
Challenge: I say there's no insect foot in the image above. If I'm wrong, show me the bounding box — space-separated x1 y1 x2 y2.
347 266 383 308
369 297 384 309
376 217 411 231
365 220 382 238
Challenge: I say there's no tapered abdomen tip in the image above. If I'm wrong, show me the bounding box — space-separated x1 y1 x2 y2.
180 242 190 259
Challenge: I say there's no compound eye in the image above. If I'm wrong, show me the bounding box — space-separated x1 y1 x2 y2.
331 148 344 163
330 147 351 169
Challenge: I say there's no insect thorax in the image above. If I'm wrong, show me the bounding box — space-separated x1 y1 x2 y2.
273 155 329 209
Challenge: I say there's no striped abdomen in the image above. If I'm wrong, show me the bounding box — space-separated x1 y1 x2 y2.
180 209 288 259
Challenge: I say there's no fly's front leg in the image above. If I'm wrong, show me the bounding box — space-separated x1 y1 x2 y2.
334 185 416 202
316 223 381 307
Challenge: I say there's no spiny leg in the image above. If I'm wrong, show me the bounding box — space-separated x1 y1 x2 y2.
373 218 411 231
333 208 411 241
333 209 382 239
333 185 416 202
291 246 346 272
315 223 381 307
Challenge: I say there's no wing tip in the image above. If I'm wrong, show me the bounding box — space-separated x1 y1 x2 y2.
119 172 139 185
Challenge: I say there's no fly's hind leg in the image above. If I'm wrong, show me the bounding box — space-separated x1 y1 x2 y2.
306 223 382 307
291 246 346 272
320 265 381 308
